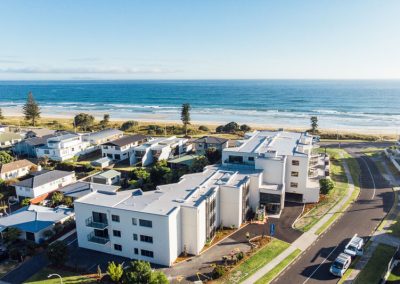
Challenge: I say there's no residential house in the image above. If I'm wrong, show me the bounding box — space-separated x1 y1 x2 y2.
22 128 56 139
0 205 74 243
101 134 148 161
91 170 121 185
192 136 229 155
0 159 36 181
13 134 55 158
0 132 22 149
130 136 189 166
167 154 199 169
14 170 76 201
82 129 124 146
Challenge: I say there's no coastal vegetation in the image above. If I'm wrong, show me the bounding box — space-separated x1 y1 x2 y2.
22 92 41 126
0 108 4 121
310 116 318 134
73 113 95 131
181 103 191 136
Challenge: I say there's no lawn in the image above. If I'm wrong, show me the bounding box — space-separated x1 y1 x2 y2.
294 149 352 232
355 243 397 284
25 267 96 284
387 262 400 283
254 249 301 284
226 238 290 283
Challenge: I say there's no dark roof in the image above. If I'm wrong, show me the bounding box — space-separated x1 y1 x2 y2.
20 131 73 147
15 170 74 188
102 134 147 147
193 136 229 145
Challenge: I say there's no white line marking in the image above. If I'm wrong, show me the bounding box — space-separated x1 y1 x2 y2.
302 246 339 284
360 156 376 200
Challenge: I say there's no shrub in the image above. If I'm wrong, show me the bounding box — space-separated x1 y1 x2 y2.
212 265 226 279
20 198 31 207
319 178 335 194
216 125 224 133
120 120 139 132
47 241 68 266
236 251 244 261
240 124 251 132
198 125 209 132
0 151 13 164
107 261 124 283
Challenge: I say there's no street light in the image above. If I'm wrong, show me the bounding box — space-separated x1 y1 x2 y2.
48 274 63 284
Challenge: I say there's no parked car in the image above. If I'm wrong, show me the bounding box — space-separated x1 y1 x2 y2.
330 253 352 277
344 234 364 257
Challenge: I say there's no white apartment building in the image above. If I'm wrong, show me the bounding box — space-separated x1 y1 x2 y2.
101 134 148 161
222 130 325 213
75 165 261 266
36 133 93 161
14 170 76 201
130 136 189 166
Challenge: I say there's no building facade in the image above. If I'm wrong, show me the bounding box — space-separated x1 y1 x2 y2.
101 134 148 161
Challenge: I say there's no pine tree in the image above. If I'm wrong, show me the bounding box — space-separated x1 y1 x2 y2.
99 114 110 129
181 103 191 136
0 108 4 120
310 116 318 134
23 92 41 126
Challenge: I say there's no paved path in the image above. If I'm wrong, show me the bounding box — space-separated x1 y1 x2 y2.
243 152 357 284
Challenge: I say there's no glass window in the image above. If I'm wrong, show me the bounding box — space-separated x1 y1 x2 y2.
292 160 300 166
133 234 138 241
113 230 121 237
139 219 152 228
132 218 137 225
141 249 154 258
134 248 138 254
248 157 254 161
140 235 153 243
290 182 298 188
114 244 122 251
111 215 120 222
291 171 299 177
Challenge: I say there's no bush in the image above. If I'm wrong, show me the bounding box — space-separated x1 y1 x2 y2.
236 251 244 261
120 120 139 132
0 151 13 164
20 198 31 207
47 241 68 266
240 124 251 132
319 178 335 194
216 125 224 133
216 122 240 133
107 261 124 283
212 265 226 279
198 125 209 132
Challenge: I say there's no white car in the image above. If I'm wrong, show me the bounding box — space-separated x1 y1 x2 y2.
344 234 364 257
330 253 352 277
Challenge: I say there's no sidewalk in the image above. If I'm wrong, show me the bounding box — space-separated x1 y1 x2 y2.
243 154 356 284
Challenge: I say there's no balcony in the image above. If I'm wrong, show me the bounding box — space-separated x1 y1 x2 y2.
85 216 108 229
87 231 110 245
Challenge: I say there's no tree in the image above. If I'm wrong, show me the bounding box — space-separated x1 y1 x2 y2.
51 191 64 206
181 103 191 136
22 92 41 126
43 229 54 240
319 178 335 194
107 261 124 283
216 125 224 133
198 125 209 132
149 160 171 186
120 120 139 132
3 227 21 245
99 114 110 129
240 124 251 132
212 265 226 279
47 241 68 266
124 260 153 284
223 122 240 133
206 148 222 164
310 116 319 134
190 156 209 173
0 108 4 120
63 196 73 207
150 271 169 284
20 198 30 207
0 151 13 164
73 113 95 131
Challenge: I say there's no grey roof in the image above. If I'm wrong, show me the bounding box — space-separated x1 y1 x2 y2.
15 170 74 188
0 205 74 233
19 131 72 147
0 133 22 143
60 181 119 199
92 157 113 164
24 128 56 138
193 136 229 145
95 170 121 179
102 134 147 147
83 129 123 142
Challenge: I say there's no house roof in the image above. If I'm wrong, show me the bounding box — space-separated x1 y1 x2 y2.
15 170 74 188
83 129 123 142
0 159 35 174
0 133 22 143
193 136 229 145
24 128 56 138
95 170 121 179
102 134 147 147
60 181 119 199
0 205 74 233
168 154 199 166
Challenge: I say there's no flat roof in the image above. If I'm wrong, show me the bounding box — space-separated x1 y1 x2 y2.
76 165 259 216
60 181 118 199
83 129 123 141
95 170 121 179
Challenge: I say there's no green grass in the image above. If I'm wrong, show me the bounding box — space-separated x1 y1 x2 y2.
227 239 290 283
25 267 96 284
355 244 397 284
387 262 400 283
254 249 301 284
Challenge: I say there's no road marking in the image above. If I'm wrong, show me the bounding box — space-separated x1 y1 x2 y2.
359 156 376 200
302 245 339 284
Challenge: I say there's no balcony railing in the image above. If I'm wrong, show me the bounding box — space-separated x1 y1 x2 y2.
85 217 108 229
87 231 110 244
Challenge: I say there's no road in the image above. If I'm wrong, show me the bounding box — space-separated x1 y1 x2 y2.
273 142 394 284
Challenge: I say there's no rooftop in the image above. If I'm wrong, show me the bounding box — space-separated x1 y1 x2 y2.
0 132 22 143
0 159 35 174
15 170 74 188
102 134 147 147
76 165 259 216
95 170 121 179
83 128 123 142
60 181 119 199
193 136 229 144
0 205 74 233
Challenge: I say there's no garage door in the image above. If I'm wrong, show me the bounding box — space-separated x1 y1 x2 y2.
285 192 303 203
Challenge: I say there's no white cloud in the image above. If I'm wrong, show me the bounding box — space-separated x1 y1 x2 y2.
0 66 181 74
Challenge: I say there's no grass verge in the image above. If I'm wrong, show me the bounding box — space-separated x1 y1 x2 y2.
226 239 290 283
254 249 301 284
387 261 400 282
354 243 397 284
25 267 96 284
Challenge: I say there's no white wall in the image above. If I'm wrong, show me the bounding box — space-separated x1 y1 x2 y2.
0 166 31 181
219 185 242 228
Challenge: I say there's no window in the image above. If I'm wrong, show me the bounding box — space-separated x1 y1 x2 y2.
114 244 122 251
134 248 138 255
111 215 120 222
292 160 300 166
140 235 153 243
291 171 299 177
133 234 138 241
113 230 121 237
290 182 298 188
132 218 137 225
139 219 152 228
141 249 154 258
248 156 254 162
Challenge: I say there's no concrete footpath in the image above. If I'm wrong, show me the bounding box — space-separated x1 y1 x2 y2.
243 154 356 284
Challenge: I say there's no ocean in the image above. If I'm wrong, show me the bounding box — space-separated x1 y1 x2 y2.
0 80 399 134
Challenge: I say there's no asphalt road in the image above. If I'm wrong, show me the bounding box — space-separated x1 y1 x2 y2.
273 142 394 284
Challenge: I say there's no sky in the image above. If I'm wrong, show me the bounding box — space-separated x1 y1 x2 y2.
0 0 399 80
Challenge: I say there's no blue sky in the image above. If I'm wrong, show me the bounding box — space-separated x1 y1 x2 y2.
0 0 399 80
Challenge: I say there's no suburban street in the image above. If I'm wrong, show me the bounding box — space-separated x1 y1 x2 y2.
273 142 394 284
